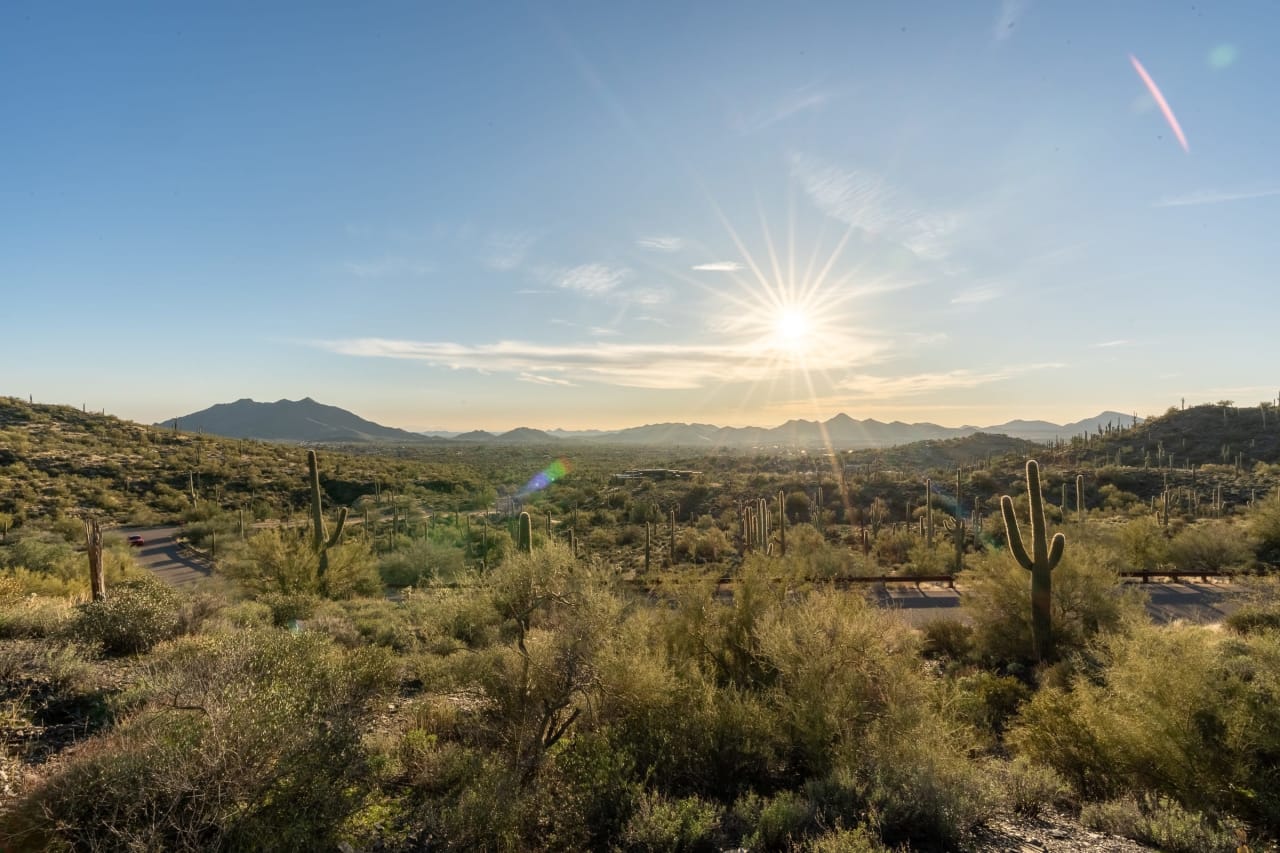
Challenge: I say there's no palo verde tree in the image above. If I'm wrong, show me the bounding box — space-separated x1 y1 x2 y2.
1000 460 1065 661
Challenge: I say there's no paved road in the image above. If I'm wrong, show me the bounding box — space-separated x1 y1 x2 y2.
120 526 1248 624
118 525 214 588
868 580 1244 627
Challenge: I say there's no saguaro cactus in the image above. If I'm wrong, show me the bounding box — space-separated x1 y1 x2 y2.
518 511 533 553
308 450 348 582
1001 460 1066 661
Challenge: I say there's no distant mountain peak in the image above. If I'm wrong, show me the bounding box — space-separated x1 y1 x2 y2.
157 398 424 443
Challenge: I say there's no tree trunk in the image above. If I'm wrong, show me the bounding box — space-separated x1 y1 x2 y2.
84 520 106 601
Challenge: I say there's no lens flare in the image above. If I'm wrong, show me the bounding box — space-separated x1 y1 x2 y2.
517 457 571 498
1130 54 1189 153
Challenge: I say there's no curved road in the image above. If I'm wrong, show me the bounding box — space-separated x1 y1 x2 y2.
118 525 214 588
869 579 1243 627
120 525 1247 624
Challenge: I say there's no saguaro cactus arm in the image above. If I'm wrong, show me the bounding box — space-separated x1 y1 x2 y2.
1000 459 1066 661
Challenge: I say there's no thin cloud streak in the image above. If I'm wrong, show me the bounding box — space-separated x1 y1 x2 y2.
556 263 631 294
836 362 1062 398
1154 187 1280 207
1092 339 1133 348
692 261 744 272
316 334 886 390
636 235 685 252
789 152 960 261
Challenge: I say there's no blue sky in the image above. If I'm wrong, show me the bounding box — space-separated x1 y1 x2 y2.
3 1 1278 431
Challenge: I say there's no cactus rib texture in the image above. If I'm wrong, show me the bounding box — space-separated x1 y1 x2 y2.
1000 460 1065 661
308 450 348 582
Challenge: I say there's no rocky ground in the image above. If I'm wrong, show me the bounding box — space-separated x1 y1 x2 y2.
971 810 1158 852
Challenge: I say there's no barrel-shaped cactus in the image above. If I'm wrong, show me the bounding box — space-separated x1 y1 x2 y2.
518 511 533 553
1001 460 1065 661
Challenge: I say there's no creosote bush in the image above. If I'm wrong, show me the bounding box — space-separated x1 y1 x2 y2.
73 577 181 655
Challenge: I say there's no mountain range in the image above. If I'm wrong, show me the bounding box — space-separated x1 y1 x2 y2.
161 398 1137 449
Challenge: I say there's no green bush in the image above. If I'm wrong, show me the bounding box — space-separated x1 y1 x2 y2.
1166 521 1252 573
960 544 1144 664
1010 621 1280 830
620 791 723 852
259 591 319 627
996 757 1071 817
1080 795 1244 853
0 594 75 639
4 630 396 851
73 578 181 655
921 617 973 661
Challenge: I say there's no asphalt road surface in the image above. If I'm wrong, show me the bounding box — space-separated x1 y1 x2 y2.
122 526 1248 625
119 525 214 588
868 579 1244 627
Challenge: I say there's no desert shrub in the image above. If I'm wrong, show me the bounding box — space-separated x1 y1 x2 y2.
620 791 723 852
904 539 952 576
221 598 272 628
1248 490 1280 564
1166 521 1252 573
339 598 417 651
803 825 889 853
175 590 226 635
403 585 499 652
1225 604 1280 635
378 538 464 587
960 544 1144 664
4 630 396 852
996 757 1071 817
1115 516 1169 571
1010 621 1280 830
1080 795 1244 853
73 578 181 655
742 789 814 850
259 591 319 627
871 527 914 567
222 530 379 599
0 594 75 639
526 730 641 850
950 670 1032 739
920 617 973 661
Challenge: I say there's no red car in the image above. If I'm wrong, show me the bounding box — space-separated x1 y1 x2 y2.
127 535 145 547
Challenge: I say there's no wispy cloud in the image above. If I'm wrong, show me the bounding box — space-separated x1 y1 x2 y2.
692 261 744 272
1153 187 1280 208
589 327 620 337
519 372 575 387
736 86 830 132
789 152 960 260
993 0 1024 42
950 285 1000 305
837 362 1061 398
485 231 536 270
556 263 631 294
636 235 685 252
315 334 885 390
1091 339 1133 348
345 257 434 279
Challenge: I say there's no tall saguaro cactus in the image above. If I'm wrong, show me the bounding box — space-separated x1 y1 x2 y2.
1001 460 1066 661
308 450 348 581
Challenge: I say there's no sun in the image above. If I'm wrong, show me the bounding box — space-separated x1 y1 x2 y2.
775 308 811 348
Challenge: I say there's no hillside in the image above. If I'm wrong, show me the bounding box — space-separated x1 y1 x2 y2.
591 410 1135 449
1078 403 1280 469
159 398 426 443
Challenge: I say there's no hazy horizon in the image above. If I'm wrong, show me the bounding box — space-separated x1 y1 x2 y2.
16 392 1161 436
5 3 1277 432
